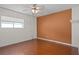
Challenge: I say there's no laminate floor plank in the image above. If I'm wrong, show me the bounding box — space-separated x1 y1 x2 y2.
0 39 78 55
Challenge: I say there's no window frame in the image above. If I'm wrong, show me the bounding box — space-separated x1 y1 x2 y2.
0 16 24 28
1 21 14 28
13 22 24 28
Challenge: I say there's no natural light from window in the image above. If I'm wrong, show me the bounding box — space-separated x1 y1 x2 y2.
0 16 24 28
1 22 13 28
14 23 23 28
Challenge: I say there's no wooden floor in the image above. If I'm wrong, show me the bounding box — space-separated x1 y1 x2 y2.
0 39 78 55
0 39 37 55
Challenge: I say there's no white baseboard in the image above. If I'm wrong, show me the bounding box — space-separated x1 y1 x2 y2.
38 37 72 46
0 38 33 48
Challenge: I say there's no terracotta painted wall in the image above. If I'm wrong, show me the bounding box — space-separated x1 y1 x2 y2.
37 9 71 44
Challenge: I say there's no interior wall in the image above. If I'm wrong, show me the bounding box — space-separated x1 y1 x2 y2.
72 6 79 50
0 7 37 47
37 9 71 44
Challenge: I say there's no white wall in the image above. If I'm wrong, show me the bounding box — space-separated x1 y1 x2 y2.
72 6 79 51
0 7 37 47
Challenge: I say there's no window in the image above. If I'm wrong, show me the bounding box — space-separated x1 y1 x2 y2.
14 22 24 28
0 16 24 28
1 21 13 28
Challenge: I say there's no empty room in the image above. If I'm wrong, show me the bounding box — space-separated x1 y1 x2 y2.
0 4 79 55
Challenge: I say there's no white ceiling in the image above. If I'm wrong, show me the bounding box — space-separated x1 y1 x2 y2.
0 4 79 16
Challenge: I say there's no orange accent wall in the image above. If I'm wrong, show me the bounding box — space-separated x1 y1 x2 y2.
37 9 71 44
